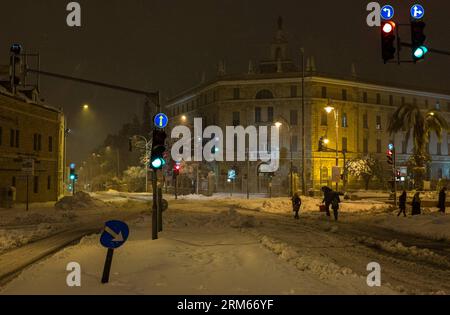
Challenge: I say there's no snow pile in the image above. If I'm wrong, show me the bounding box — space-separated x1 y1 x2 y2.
356 236 450 267
0 223 57 254
230 197 391 215
211 208 259 229
55 192 105 211
254 233 355 280
369 213 450 241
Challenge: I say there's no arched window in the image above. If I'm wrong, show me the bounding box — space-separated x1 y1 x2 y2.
256 90 274 99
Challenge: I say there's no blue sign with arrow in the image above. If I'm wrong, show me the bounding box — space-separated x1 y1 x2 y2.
381 5 395 20
411 4 425 20
154 113 169 129
100 220 129 249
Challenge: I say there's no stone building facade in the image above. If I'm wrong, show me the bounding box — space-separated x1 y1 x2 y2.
0 88 65 203
165 19 450 195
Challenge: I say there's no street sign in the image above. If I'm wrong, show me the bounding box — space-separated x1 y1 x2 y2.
100 220 129 249
100 220 129 284
331 166 341 183
154 113 169 129
411 4 425 20
228 169 236 181
21 159 34 176
381 5 395 20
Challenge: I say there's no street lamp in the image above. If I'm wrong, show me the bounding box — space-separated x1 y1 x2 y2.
82 104 89 111
324 102 340 191
275 117 295 197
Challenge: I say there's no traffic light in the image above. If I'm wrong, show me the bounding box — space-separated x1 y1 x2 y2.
173 163 181 176
150 129 167 170
9 44 23 87
387 147 394 165
69 163 76 181
411 21 428 62
381 21 396 63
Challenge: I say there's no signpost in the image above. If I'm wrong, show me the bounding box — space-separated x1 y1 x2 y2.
381 5 395 20
21 159 34 211
100 220 129 284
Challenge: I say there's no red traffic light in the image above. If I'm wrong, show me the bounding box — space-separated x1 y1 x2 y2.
382 21 396 34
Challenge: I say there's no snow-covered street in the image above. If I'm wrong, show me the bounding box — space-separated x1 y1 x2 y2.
1 195 449 295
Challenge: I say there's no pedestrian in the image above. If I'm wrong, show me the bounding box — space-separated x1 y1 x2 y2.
321 186 333 217
291 192 302 220
331 192 341 221
412 192 422 216
438 187 447 214
398 191 407 217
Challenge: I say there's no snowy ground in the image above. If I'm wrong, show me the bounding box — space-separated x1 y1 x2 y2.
0 194 146 255
1 195 449 295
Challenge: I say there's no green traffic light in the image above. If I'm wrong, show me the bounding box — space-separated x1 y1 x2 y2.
413 46 428 59
151 158 166 169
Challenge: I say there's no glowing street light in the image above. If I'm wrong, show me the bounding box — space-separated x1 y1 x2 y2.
275 122 283 128
83 104 89 111
181 115 187 122
324 106 335 114
323 138 330 145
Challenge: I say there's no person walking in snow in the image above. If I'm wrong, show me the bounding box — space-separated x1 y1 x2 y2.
412 192 422 216
438 187 447 214
398 191 407 217
331 192 341 221
321 186 333 217
292 192 302 220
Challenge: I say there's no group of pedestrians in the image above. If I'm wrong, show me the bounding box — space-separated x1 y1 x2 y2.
291 186 342 221
398 187 447 217
291 186 447 221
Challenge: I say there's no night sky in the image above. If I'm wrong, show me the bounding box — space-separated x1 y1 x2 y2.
1 0 449 163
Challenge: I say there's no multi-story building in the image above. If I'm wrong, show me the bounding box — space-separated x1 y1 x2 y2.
165 19 450 195
0 86 65 203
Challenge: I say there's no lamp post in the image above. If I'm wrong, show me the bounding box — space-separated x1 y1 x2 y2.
324 103 340 191
300 48 306 196
275 118 294 197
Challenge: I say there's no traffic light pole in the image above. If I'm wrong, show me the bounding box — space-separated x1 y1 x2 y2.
393 149 397 208
152 170 158 240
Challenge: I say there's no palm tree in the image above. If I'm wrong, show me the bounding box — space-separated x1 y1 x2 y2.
388 103 448 190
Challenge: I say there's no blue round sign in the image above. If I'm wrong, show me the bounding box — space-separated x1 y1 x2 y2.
381 5 395 20
154 113 169 129
411 4 425 20
100 220 129 249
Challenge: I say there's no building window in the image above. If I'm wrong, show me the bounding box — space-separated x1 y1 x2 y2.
376 93 381 104
363 92 368 103
33 176 39 194
401 97 405 105
10 129 14 147
291 135 298 152
232 112 240 126
377 139 382 153
16 130 20 148
436 101 441 110
47 176 51 190
425 99 429 108
233 88 240 100
256 90 274 99
321 87 327 98
267 107 274 123
342 89 347 101
363 113 369 129
342 113 348 128
48 136 53 152
437 142 442 156
290 85 298 98
402 140 408 154
389 95 394 106
12 176 16 187
34 133 42 151
376 115 382 130
342 137 348 152
255 107 262 123
320 111 328 126
290 110 298 126
363 138 369 154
